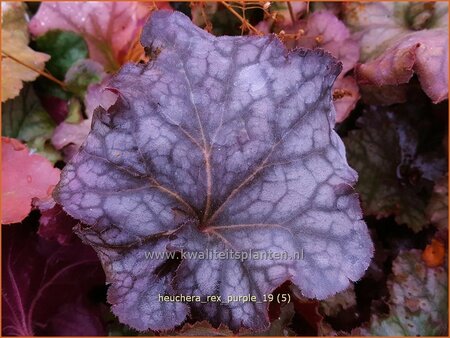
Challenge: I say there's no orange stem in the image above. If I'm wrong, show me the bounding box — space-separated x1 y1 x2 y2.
220 1 262 35
2 50 66 89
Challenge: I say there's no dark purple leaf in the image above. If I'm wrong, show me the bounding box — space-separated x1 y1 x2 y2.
37 199 78 245
344 105 446 232
40 96 69 124
45 300 106 336
54 10 373 331
2 223 105 336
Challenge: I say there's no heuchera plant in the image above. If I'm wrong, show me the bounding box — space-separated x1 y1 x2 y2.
54 10 373 331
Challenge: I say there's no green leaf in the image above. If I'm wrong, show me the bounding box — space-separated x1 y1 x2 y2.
65 59 104 98
33 30 88 100
34 30 88 80
65 98 83 124
262 303 296 336
344 106 446 232
320 285 356 317
1 84 61 163
368 250 447 335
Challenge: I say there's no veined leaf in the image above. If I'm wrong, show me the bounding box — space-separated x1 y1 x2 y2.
55 10 373 332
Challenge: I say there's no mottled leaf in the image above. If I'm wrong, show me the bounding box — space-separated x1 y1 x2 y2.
367 250 448 336
2 85 61 163
64 59 104 98
344 2 448 61
55 10 373 331
1 222 105 335
32 29 89 102
29 1 152 71
1 137 60 224
320 284 356 317
262 303 296 336
344 2 449 103
34 30 88 80
1 2 50 102
344 106 446 231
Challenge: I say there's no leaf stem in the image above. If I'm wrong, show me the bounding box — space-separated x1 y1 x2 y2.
220 1 262 35
1 50 66 89
287 1 296 23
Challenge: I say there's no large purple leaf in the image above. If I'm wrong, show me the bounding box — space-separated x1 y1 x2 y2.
54 10 373 331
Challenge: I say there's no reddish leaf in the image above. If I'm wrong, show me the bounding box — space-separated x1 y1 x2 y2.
333 76 360 123
355 30 448 103
293 10 359 76
1 137 60 224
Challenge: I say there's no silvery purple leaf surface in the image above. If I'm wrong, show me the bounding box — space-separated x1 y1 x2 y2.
54 10 373 332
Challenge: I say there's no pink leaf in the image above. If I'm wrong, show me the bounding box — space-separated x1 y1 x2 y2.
333 76 360 123
51 120 90 151
294 10 360 76
344 2 448 103
1 137 60 224
355 30 448 103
